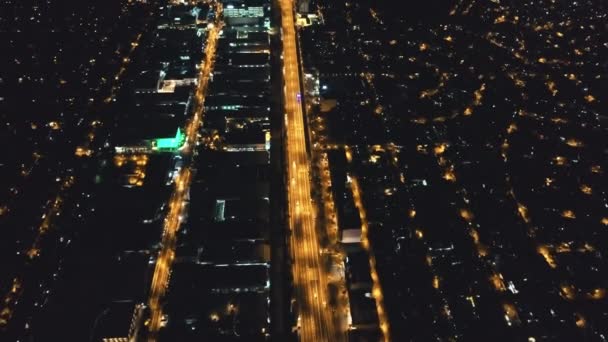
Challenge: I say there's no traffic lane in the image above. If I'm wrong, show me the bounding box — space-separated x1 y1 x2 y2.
282 0 334 338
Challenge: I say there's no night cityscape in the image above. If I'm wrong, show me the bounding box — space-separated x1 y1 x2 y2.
0 0 606 341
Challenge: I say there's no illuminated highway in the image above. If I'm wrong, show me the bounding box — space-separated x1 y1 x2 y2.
145 4 222 340
280 0 337 341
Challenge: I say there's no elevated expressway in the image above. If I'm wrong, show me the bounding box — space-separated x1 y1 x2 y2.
280 0 337 341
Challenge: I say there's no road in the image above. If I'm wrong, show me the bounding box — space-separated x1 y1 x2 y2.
279 0 337 341
145 4 222 340
345 147 391 341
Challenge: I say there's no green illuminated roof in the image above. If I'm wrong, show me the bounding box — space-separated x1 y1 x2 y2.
154 127 185 149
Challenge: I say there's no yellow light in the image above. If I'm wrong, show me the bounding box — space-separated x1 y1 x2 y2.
565 138 583 148
560 284 576 300
503 303 519 321
412 117 427 124
477 244 489 257
580 184 592 195
470 229 480 244
48 121 61 130
75 146 92 157
546 80 558 96
443 169 457 182
27 248 40 259
416 144 428 154
459 209 473 222
551 117 567 124
408 209 416 219
553 156 567 166
574 313 586 328
490 273 506 292
372 286 382 299
584 94 595 103
588 288 606 300
10 279 21 293
473 84 485 105
561 210 576 219
537 245 557 268
494 15 506 24
555 243 571 253
433 143 447 155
